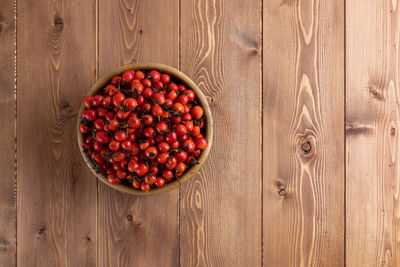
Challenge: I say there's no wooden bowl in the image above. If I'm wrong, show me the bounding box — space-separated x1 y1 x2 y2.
77 63 213 195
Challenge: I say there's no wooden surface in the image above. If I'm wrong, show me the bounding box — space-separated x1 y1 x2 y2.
346 0 400 265
3 0 400 266
263 0 345 266
0 0 16 266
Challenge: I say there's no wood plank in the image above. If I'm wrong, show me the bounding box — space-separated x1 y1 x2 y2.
263 0 344 266
0 0 16 265
346 0 400 265
179 0 262 266
17 0 97 266
97 1 179 266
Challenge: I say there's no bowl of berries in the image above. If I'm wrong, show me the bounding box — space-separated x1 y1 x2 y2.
77 63 212 195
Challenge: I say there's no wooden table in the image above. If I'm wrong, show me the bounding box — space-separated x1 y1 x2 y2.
1 0 399 266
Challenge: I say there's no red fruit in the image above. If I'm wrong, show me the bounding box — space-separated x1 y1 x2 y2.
142 78 152 88
84 95 93 109
117 169 127 179
161 74 170 84
177 94 189 105
108 174 121 184
165 132 177 145
179 134 188 142
97 107 107 117
83 109 97 121
112 92 125 106
137 95 145 105
149 70 161 82
175 162 186 177
162 169 173 180
178 84 186 92
135 71 145 81
93 141 103 151
108 119 120 131
185 121 194 131
184 90 195 101
96 131 110 144
102 96 112 107
182 140 195 153
106 84 118 96
83 143 92 152
105 111 115 121
166 157 177 169
195 137 208 150
157 153 169 164
153 81 164 90
121 140 132 151
171 141 180 149
145 146 158 159
191 106 204 119
143 103 152 112
132 179 141 189
167 90 178 101
155 121 168 133
183 105 190 114
145 174 156 185
175 150 188 163
143 127 155 139
171 116 181 124
158 142 170 153
128 160 139 172
152 92 166 105
131 81 144 94
173 103 184 114
114 130 127 141
142 114 153 125
113 152 127 162
127 116 140 129
182 113 192 121
123 98 138 110
128 132 137 142
148 138 156 146
193 149 201 157
94 118 106 130
111 75 122 86
116 110 130 120
191 125 201 137
140 182 150 192
155 177 165 187
151 105 164 117
122 70 135 83
142 88 153 99
175 124 187 136
108 140 120 151
139 140 150 150
136 163 149 177
93 95 104 107
168 83 178 91
80 123 89 133
155 134 164 143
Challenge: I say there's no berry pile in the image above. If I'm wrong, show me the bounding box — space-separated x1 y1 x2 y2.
80 69 208 192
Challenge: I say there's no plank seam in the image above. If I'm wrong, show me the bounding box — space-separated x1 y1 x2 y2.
260 0 264 266
14 0 18 265
343 0 346 265
95 0 99 265
178 0 181 266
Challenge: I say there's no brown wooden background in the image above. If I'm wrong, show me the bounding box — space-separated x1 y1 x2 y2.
0 0 399 266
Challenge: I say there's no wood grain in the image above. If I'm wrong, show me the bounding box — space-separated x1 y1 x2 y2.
346 0 400 265
17 0 97 266
263 0 344 266
179 0 262 266
0 0 16 265
97 1 179 266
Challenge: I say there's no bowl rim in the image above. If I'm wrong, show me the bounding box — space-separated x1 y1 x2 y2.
77 63 213 195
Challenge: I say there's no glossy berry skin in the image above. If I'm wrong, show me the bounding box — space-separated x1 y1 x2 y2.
80 69 208 191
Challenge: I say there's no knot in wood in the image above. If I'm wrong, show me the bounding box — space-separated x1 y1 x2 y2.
54 16 64 31
126 214 133 221
297 136 316 158
391 127 396 136
301 141 311 153
278 188 287 197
